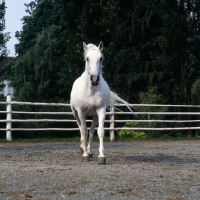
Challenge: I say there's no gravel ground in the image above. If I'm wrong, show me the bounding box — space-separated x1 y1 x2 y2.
0 141 200 200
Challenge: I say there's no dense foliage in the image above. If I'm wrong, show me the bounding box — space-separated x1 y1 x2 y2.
0 0 10 90
61 0 200 104
6 0 68 102
0 0 10 136
6 0 200 104
117 122 146 139
3 0 200 138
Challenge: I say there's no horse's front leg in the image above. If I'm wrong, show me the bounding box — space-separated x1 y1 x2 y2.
87 115 98 157
97 107 106 164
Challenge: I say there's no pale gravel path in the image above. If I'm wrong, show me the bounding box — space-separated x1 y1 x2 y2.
0 141 200 200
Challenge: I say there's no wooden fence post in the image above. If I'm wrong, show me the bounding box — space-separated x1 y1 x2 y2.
6 95 12 141
110 105 115 141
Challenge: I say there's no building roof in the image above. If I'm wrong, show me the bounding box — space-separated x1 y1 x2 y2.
0 57 16 71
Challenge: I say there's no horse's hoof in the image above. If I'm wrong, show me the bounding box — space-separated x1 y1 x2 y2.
82 156 90 162
88 153 93 158
98 157 106 165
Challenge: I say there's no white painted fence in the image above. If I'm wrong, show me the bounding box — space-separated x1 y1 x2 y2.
1 95 200 141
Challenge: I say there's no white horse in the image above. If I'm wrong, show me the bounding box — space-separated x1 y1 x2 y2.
70 42 133 164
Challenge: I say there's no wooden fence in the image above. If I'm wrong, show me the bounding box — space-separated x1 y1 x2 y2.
1 95 200 141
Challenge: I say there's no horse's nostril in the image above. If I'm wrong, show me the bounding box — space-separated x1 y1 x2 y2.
90 75 100 86
90 75 99 82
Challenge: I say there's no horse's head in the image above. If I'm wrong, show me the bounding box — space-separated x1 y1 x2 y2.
83 42 104 86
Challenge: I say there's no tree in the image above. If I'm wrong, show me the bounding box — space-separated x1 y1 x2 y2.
161 0 200 104
0 0 10 91
6 0 69 102
15 0 67 56
159 0 200 137
0 0 10 136
7 25 65 102
61 0 200 106
7 0 200 105
191 79 200 104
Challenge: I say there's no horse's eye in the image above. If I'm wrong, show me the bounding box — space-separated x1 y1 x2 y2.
100 57 102 62
86 58 89 62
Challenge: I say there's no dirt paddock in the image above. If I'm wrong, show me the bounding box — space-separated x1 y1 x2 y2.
0 141 200 200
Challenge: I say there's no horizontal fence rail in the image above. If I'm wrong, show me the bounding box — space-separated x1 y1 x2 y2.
0 95 200 141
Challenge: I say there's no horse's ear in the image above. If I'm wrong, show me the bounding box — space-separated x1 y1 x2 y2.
83 42 87 51
98 41 103 51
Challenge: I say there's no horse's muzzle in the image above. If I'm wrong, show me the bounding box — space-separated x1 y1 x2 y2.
90 75 100 86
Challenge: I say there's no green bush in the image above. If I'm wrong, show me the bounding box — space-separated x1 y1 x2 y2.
117 122 146 139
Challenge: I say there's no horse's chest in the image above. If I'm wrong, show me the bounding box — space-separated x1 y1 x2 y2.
83 95 104 116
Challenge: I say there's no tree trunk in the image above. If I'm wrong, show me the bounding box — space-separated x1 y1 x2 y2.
180 61 188 96
180 57 191 137
186 129 192 138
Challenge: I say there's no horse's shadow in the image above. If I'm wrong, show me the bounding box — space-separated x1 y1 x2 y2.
107 154 200 165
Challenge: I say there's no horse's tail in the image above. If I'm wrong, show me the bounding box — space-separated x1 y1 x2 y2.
109 91 137 117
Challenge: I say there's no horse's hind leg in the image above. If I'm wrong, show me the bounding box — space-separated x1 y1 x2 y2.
87 115 98 157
